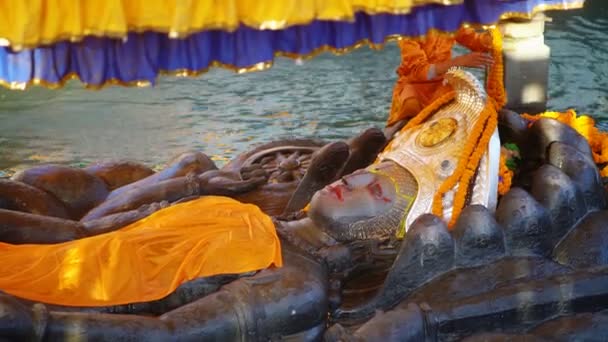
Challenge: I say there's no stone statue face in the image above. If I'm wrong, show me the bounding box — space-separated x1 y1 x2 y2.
308 161 416 241
310 162 397 221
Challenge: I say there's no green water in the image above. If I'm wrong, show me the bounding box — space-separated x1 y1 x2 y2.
0 1 606 177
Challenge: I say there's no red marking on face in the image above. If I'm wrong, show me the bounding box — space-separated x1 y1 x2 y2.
328 185 344 202
367 182 392 203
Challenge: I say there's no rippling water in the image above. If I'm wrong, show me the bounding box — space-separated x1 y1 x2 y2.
1 0 607 176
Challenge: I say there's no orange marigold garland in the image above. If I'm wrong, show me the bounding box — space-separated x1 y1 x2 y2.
432 27 505 227
398 91 457 133
431 102 494 221
388 26 507 229
498 153 513 195
486 27 507 110
381 90 456 156
498 143 519 195
431 101 499 228
449 106 498 227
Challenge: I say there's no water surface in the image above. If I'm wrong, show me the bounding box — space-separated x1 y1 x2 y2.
0 1 606 176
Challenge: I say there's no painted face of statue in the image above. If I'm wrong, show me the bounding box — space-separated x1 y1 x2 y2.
310 163 396 220
308 161 418 242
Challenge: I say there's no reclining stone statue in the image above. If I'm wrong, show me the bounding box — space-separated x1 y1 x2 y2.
1 68 608 341
0 126 388 243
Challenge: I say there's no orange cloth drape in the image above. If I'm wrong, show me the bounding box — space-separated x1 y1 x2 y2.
0 196 282 307
387 27 493 126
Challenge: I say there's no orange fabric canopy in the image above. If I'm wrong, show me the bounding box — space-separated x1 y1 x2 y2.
0 196 282 307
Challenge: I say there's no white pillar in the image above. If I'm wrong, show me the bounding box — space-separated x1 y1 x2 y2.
500 13 551 113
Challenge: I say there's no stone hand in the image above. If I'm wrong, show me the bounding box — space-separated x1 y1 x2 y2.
198 170 268 196
452 52 494 69
240 164 269 181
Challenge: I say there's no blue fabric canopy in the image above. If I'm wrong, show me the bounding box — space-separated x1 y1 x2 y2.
0 0 584 89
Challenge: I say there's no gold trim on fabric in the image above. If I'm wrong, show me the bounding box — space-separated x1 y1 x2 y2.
6 0 585 50
1 1 584 51
0 0 466 50
0 1 586 91
499 1 585 21
0 36 400 91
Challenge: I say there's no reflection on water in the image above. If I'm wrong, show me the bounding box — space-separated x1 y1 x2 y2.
547 0 608 120
0 1 607 176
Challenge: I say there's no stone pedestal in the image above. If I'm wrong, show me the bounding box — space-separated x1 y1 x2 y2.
500 14 551 114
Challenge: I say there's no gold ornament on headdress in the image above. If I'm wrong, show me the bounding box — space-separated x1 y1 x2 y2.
381 27 505 233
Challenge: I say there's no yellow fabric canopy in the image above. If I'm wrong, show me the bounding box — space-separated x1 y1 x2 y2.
0 0 462 49
0 196 282 307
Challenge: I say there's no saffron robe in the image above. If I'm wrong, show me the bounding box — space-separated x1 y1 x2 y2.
0 196 282 306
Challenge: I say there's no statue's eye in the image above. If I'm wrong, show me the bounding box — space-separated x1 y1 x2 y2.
367 182 383 199
367 182 392 203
